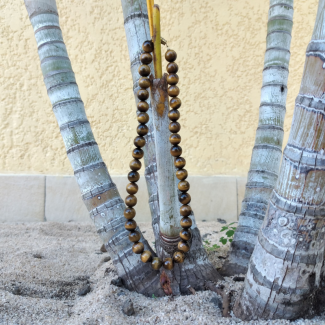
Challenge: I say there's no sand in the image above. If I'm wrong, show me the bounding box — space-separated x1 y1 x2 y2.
0 221 324 325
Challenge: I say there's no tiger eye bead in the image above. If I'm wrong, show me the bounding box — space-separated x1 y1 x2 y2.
132 148 144 160
168 85 180 97
167 74 179 85
174 157 186 169
141 250 152 263
176 169 188 181
132 242 144 254
170 97 181 109
170 145 182 157
170 134 181 145
168 109 180 121
125 194 137 207
178 240 190 253
139 77 151 89
125 219 137 231
137 89 149 100
140 52 153 64
179 192 191 205
137 101 149 112
142 40 154 53
165 49 177 62
124 207 136 220
180 205 192 217
169 122 181 133
130 159 141 171
151 257 163 270
126 182 138 195
137 112 149 124
138 65 151 77
173 251 185 264
179 229 192 241
134 136 146 148
167 62 178 74
178 180 190 192
163 258 174 270
137 124 149 136
128 171 140 182
129 230 141 242
180 217 192 229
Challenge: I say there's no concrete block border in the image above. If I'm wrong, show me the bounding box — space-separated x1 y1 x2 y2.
0 174 247 223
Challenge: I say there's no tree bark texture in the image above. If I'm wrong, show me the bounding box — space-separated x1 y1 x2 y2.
221 0 294 276
121 0 223 294
234 0 325 320
24 0 165 297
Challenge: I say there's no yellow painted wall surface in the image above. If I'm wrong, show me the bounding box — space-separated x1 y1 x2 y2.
0 0 319 176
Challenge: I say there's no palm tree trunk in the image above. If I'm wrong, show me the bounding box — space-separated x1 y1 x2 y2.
24 0 165 296
121 0 223 294
234 0 325 320
221 0 294 276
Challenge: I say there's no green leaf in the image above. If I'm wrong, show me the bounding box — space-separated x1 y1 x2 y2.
220 226 228 232
228 222 237 226
226 230 235 238
229 239 233 243
220 237 227 245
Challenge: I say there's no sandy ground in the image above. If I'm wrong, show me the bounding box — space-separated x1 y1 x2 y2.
0 221 324 325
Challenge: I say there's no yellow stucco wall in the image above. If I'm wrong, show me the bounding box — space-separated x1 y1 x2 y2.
0 0 319 176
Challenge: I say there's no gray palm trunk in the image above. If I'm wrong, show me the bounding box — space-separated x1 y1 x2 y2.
234 0 325 320
221 0 294 276
25 0 221 297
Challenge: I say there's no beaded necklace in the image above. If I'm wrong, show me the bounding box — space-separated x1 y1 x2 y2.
123 40 193 271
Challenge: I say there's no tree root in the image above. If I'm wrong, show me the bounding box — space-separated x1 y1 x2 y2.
205 281 231 318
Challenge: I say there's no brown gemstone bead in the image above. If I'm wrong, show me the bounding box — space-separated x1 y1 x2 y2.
170 145 182 157
170 134 181 145
140 53 153 65
178 240 190 253
132 148 144 160
166 62 178 74
180 217 192 229
163 258 174 270
138 65 150 77
176 169 188 181
173 251 185 264
168 109 180 121
174 157 186 169
179 192 191 205
169 122 181 133
170 97 181 109
165 49 177 62
129 230 141 242
137 124 149 136
128 171 140 182
141 250 152 263
180 205 192 217
137 89 149 100
168 85 180 97
125 194 137 207
142 40 154 53
179 229 191 241
178 180 190 192
137 112 149 124
125 219 137 231
134 136 146 148
139 77 151 89
167 74 179 85
151 257 162 270
132 242 144 254
124 207 136 220
137 101 149 112
126 182 138 194
129 159 141 171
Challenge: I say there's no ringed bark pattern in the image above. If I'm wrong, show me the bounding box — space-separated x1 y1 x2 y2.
221 0 294 276
234 1 325 319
